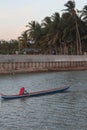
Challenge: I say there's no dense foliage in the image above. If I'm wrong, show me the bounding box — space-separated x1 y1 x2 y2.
0 1 87 55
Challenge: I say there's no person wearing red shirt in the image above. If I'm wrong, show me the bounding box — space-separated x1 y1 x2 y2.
19 87 25 95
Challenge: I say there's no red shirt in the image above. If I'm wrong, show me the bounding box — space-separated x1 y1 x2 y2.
19 87 25 95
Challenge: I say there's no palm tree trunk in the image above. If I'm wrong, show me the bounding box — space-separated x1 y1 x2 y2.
74 15 82 55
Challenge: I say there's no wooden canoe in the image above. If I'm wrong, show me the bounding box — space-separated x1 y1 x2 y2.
1 86 70 100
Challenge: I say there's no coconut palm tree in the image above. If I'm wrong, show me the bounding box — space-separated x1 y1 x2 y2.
41 13 62 54
41 16 53 53
64 0 82 54
26 20 44 52
81 5 87 23
26 21 42 44
50 13 62 54
61 12 76 54
79 5 87 53
18 31 28 53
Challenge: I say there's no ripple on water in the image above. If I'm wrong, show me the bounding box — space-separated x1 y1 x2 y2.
0 71 87 130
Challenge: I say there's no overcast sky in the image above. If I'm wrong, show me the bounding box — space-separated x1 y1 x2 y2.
0 0 87 40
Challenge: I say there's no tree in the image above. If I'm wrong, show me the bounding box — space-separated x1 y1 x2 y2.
50 13 62 54
79 5 87 53
41 16 53 53
18 31 28 53
41 13 62 54
81 5 87 23
61 12 76 54
64 0 82 54
26 21 42 43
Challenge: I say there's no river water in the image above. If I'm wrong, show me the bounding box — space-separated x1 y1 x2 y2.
0 71 87 130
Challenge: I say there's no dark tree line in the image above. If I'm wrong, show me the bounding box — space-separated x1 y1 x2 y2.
0 40 19 54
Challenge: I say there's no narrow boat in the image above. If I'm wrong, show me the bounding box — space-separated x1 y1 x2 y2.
1 86 70 100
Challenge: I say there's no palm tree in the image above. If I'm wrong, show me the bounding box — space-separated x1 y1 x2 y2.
26 21 42 44
81 5 87 23
21 31 28 48
42 16 52 31
50 13 62 54
41 16 53 53
64 0 82 54
18 31 28 52
79 5 87 53
61 12 76 54
42 13 62 54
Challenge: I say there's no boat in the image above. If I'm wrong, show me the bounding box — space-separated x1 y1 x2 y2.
1 86 70 100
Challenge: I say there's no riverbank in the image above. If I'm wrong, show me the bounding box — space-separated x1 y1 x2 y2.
0 55 87 74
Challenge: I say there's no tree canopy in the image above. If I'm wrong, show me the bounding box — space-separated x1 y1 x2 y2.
0 0 87 55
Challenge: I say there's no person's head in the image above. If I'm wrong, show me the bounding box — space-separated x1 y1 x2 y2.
21 87 25 90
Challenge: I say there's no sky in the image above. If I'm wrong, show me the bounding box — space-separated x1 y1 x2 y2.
0 0 87 41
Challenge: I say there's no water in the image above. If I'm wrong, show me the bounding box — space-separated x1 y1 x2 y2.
0 71 87 130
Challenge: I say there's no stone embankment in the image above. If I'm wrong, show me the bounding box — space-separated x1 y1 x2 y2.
0 55 87 74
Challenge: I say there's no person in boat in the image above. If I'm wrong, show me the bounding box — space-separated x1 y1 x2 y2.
19 87 28 95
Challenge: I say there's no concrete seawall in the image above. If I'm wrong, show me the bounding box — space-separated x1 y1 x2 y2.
0 55 87 74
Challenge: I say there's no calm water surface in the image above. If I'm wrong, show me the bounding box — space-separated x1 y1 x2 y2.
0 71 87 130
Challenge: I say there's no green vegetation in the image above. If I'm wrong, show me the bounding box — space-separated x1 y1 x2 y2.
0 40 19 54
0 1 87 55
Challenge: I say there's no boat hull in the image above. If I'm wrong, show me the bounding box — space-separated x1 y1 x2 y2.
1 86 70 100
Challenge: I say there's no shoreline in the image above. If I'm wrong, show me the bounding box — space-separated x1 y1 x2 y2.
0 68 87 75
0 55 87 74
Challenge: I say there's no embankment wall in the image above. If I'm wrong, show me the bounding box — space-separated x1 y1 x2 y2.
0 55 87 74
